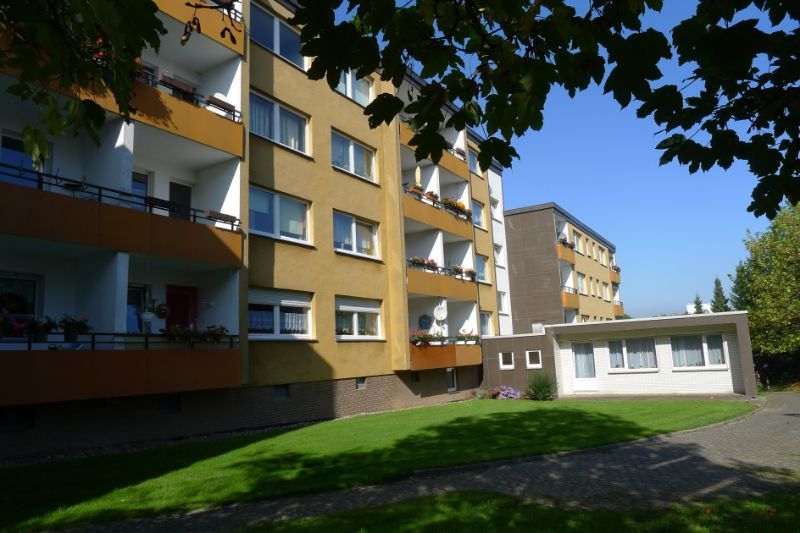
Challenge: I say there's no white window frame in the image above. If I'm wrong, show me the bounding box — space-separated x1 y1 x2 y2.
476 254 489 282
493 244 504 267
472 200 485 228
248 289 313 340
332 211 379 259
572 231 582 253
446 367 458 392
331 131 376 182
479 311 493 336
602 282 610 301
497 291 508 315
599 247 606 266
249 187 310 245
355 377 367 390
499 351 515 370
335 297 382 341
250 92 308 155
671 334 729 370
525 350 542 369
468 149 479 174
577 273 586 294
335 69 372 106
251 4 305 69
607 338 659 372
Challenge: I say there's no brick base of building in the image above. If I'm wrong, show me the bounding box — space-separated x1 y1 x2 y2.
0 366 481 461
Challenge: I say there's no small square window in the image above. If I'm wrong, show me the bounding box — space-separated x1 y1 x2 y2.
273 384 290 400
355 377 366 390
499 352 514 370
446 367 458 392
526 350 542 369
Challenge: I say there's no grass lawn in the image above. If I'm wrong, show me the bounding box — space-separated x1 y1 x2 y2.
0 398 753 530
259 490 800 532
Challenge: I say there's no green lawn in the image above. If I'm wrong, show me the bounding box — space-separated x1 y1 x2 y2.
0 399 753 530
259 490 800 532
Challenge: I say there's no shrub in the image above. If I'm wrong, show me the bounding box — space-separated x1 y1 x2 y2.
527 374 555 400
490 385 521 400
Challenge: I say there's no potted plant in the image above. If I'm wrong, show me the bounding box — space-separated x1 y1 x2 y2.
59 315 91 342
451 265 464 276
155 303 170 319
23 316 57 342
424 190 439 201
424 258 438 270
162 324 186 343
463 268 477 280
202 324 229 343
408 184 424 195
409 330 434 346
408 256 427 268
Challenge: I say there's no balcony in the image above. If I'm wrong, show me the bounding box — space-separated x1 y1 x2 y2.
561 286 580 309
610 268 621 284
0 164 243 267
407 264 478 301
403 190 473 240
613 301 625 317
0 333 241 406
408 340 482 371
400 124 469 179
556 240 576 264
155 0 244 56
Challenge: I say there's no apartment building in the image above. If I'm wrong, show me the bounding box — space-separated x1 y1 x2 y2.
504 202 623 332
0 0 513 457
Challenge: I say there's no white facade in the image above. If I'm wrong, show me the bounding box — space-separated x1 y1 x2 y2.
488 166 513 335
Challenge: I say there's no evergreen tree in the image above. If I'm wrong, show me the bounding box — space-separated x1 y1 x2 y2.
728 261 754 311
710 277 731 312
693 294 705 315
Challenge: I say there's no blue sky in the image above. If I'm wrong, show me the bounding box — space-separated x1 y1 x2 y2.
500 3 770 317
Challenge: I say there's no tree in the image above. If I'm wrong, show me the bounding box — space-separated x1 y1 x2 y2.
710 277 730 312
0 1 165 164
693 294 705 314
728 261 754 311
734 205 800 354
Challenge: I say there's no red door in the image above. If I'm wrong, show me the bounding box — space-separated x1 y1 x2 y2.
166 285 198 328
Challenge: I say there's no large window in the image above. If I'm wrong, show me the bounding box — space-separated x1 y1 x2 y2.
479 311 493 336
250 93 307 153
472 200 485 227
251 5 304 68
476 255 489 282
335 297 381 340
248 288 312 339
333 212 378 258
336 70 372 106
608 337 657 370
671 334 727 368
249 187 309 243
331 131 375 181
577 273 586 294
468 149 479 173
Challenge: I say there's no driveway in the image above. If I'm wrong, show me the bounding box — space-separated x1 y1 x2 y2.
80 392 800 531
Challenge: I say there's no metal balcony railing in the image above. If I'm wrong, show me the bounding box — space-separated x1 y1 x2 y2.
0 332 239 351
136 70 243 123
613 300 623 306
0 162 241 230
402 184 472 222
562 286 579 294
406 259 478 281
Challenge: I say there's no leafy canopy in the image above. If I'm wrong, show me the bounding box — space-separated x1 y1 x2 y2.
293 0 799 218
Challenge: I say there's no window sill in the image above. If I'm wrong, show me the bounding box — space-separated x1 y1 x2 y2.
526 365 543 370
470 170 484 179
672 366 729 372
491 217 503 223
608 368 659 374
499 311 510 316
250 231 315 249
250 132 314 161
249 335 317 342
336 336 385 342
334 249 383 263
331 165 380 187
474 225 489 233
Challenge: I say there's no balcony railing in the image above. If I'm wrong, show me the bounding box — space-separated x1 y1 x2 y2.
613 300 623 306
407 259 477 281
0 331 239 351
403 184 472 222
562 286 579 294
206 0 244 22
0 162 241 230
137 70 243 123
409 336 481 346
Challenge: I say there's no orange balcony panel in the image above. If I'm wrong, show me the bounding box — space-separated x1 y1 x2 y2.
407 268 477 301
562 291 580 309
613 303 625 317
400 124 468 179
155 0 244 55
610 270 621 284
403 195 473 239
557 244 576 264
0 348 242 407
409 343 482 371
82 81 243 157
0 183 243 267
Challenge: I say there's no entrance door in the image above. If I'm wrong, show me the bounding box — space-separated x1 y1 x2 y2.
169 181 192 220
166 285 198 328
573 342 597 391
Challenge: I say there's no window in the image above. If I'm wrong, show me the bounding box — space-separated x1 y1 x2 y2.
249 187 309 243
336 70 372 106
1 133 38 188
131 171 149 210
273 384 290 400
493 244 504 267
475 255 489 282
248 288 312 339
572 231 582 253
602 282 610 301
250 93 307 153
526 350 542 369
331 131 375 181
589 277 594 296
590 242 595 260
335 297 381 340
499 352 514 370
446 367 458 392
468 149 479 173
671 334 727 368
581 314 589 323
577 273 586 294
472 200 485 227
490 198 501 220
251 5 304 68
355 377 366 390
479 311 493 336
497 291 508 314
333 212 378 258
599 247 606 265
0 273 39 326
608 337 657 370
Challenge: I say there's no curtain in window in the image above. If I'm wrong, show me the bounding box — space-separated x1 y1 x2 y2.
355 220 374 255
671 335 704 367
248 304 274 334
280 306 307 334
279 196 306 240
278 23 303 67
335 310 353 335
333 213 353 251
353 143 372 179
251 7 275 50
279 108 304 151
353 78 371 106
331 133 350 170
250 95 274 140
706 335 725 365
608 340 624 368
249 188 274 234
626 337 657 368
573 342 596 378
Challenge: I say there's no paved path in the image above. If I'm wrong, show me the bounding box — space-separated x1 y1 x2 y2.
81 393 800 532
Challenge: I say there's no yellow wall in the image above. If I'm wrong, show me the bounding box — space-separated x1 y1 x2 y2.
566 221 618 321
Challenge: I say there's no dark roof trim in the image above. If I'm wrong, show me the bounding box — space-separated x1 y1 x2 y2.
546 311 748 334
504 202 616 252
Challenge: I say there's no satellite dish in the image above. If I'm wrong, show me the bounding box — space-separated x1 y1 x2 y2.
433 305 448 321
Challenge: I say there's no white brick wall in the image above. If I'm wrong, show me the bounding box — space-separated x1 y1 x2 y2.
556 332 743 396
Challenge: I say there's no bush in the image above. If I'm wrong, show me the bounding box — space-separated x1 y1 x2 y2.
527 374 555 401
490 385 521 400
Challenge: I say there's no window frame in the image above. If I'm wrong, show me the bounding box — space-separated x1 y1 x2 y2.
0 272 41 326
607 337 659 372
479 311 493 336
499 351 515 370
475 254 489 282
332 211 379 259
330 130 376 182
670 334 729 370
525 350 543 369
577 272 586 294
251 4 305 69
249 186 311 245
468 149 479 174
248 289 313 341
572 230 582 254
335 297 383 341
493 244 504 267
335 69 372 106
472 200 485 228
497 291 508 315
446 367 459 392
250 92 309 155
